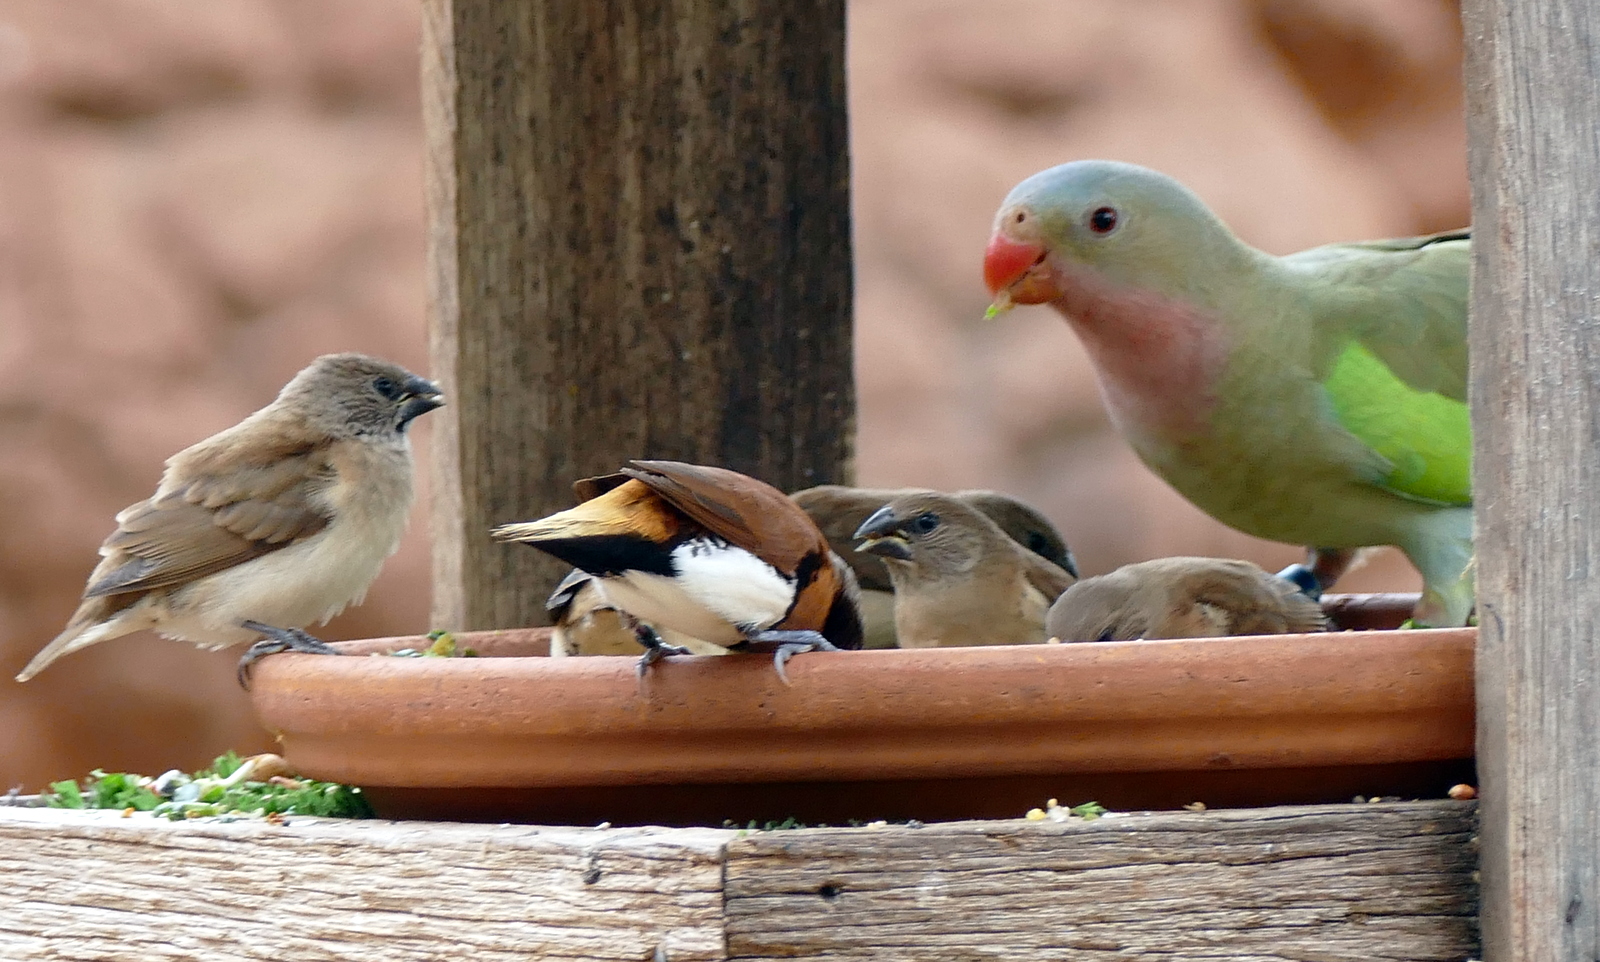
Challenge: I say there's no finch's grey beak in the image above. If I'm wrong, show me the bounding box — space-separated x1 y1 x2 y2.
397 378 445 430
853 506 912 560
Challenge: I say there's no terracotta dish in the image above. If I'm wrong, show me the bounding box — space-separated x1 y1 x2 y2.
247 594 1474 824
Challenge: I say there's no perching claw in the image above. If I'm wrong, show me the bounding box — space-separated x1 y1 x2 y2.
631 623 692 679
739 629 839 685
236 621 343 689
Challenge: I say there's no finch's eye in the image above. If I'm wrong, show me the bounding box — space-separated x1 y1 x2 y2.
912 512 940 534
1088 206 1119 234
373 376 399 398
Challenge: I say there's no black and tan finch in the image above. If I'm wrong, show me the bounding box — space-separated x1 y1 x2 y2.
545 567 726 658
494 460 862 680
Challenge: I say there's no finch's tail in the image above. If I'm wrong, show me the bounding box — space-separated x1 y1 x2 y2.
16 602 143 682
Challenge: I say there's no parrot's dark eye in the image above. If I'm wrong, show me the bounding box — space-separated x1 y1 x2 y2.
372 376 399 399
911 512 940 534
1088 206 1119 234
1013 211 1026 224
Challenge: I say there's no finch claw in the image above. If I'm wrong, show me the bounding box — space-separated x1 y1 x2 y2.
236 621 342 689
744 629 839 685
631 624 691 679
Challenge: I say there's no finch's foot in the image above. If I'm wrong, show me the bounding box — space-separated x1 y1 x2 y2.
237 622 342 689
739 629 840 686
632 624 692 679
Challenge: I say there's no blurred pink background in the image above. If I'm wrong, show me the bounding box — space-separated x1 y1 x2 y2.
0 0 1467 791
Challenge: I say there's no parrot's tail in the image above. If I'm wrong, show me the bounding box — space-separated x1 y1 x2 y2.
1403 506 1475 627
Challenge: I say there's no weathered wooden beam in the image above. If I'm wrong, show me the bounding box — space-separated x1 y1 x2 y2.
1462 1 1600 959
0 802 1477 961
724 803 1479 961
0 807 728 962
423 0 855 631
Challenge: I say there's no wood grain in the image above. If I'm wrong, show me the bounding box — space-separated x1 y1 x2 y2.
1462 1 1600 959
423 0 855 631
0 808 727 962
0 803 1476 961
724 802 1479 961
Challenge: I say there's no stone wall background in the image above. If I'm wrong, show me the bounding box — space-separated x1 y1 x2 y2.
0 0 1467 791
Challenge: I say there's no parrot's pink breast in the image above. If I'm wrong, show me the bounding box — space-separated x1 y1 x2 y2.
1049 262 1230 441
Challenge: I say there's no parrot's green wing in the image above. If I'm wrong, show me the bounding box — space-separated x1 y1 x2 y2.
1288 230 1472 505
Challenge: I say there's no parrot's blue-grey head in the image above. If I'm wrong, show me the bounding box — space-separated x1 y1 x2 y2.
983 160 1245 315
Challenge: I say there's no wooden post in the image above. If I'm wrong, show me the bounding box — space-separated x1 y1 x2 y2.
1464 1 1600 958
423 1 855 630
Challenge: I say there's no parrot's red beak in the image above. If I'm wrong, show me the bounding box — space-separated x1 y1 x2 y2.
984 233 1044 294
983 232 1055 312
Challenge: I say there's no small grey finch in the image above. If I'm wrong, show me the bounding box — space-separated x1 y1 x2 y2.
853 491 1077 648
16 353 443 686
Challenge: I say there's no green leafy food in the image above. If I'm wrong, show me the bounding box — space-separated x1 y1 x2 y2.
86 771 161 811
46 780 84 809
204 750 245 779
388 630 478 658
1024 797 1110 822
41 752 373 821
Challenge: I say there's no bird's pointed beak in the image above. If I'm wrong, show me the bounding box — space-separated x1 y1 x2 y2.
852 506 913 560
397 377 446 429
983 231 1055 318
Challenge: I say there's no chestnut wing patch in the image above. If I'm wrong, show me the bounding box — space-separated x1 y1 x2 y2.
622 460 823 574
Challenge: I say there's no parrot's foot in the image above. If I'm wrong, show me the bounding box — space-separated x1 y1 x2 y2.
1275 564 1323 600
1404 511 1476 628
237 622 342 689
632 624 692 679
735 630 840 686
1308 548 1359 592
1277 548 1361 601
1411 583 1476 628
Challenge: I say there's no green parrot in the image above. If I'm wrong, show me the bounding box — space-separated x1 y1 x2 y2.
983 160 1472 626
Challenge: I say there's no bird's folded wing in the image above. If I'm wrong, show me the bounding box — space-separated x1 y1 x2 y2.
1297 229 1470 402
84 446 335 598
622 460 822 572
1021 552 1077 602
1175 562 1326 634
1292 230 1472 505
